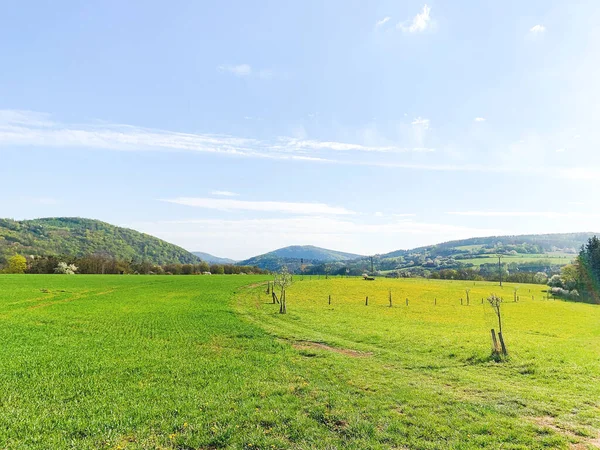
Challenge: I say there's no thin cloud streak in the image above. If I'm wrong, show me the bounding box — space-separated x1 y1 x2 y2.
217 64 274 79
211 191 239 197
1 110 598 179
0 110 433 157
411 117 430 128
375 17 391 28
160 197 356 215
217 64 252 76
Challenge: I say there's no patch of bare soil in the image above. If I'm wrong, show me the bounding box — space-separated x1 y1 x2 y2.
293 341 372 358
532 416 600 449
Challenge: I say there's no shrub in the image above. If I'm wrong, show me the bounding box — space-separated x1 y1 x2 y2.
547 274 563 288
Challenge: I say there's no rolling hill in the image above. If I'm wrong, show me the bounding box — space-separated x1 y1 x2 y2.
237 233 597 274
345 232 598 276
383 232 596 258
192 251 237 264
237 245 364 272
0 217 200 265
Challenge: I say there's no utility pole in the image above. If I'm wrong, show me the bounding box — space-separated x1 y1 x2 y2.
498 254 503 287
370 256 374 273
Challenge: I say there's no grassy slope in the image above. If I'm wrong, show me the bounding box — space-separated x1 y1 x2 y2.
1 275 599 449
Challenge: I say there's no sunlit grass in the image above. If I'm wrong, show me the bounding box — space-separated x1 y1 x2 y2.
236 277 600 448
1 275 598 449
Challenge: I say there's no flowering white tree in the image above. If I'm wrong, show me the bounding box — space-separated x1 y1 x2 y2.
54 262 78 275
274 266 292 314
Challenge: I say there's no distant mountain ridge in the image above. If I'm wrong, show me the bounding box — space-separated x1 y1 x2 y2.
192 251 237 264
0 217 200 265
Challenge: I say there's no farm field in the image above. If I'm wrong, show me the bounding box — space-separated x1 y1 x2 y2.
1 275 599 449
457 253 575 266
236 277 600 449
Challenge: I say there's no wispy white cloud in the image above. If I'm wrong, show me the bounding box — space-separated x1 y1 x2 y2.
0 110 54 127
160 197 356 215
411 117 430 129
217 64 253 77
2 110 599 179
217 64 274 79
474 117 486 122
276 138 433 153
375 17 391 28
530 24 546 34
211 190 239 197
0 110 433 160
398 5 432 33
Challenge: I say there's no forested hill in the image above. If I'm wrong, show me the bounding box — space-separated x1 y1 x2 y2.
382 233 597 258
237 245 364 272
0 218 200 265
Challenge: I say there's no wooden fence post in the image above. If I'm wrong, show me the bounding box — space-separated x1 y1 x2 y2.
498 332 507 356
328 294 331 305
279 290 287 314
491 329 500 354
365 296 368 306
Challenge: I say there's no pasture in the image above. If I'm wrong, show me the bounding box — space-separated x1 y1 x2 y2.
457 253 574 266
0 275 599 449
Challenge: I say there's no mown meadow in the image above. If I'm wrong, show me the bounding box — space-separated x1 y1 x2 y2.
1 275 599 449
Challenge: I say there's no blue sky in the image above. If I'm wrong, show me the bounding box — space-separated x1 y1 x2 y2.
1 1 600 259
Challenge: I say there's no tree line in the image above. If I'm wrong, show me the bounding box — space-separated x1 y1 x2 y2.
1 253 267 275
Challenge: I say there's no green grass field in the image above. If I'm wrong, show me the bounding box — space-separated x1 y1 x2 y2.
1 275 599 449
458 254 575 266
